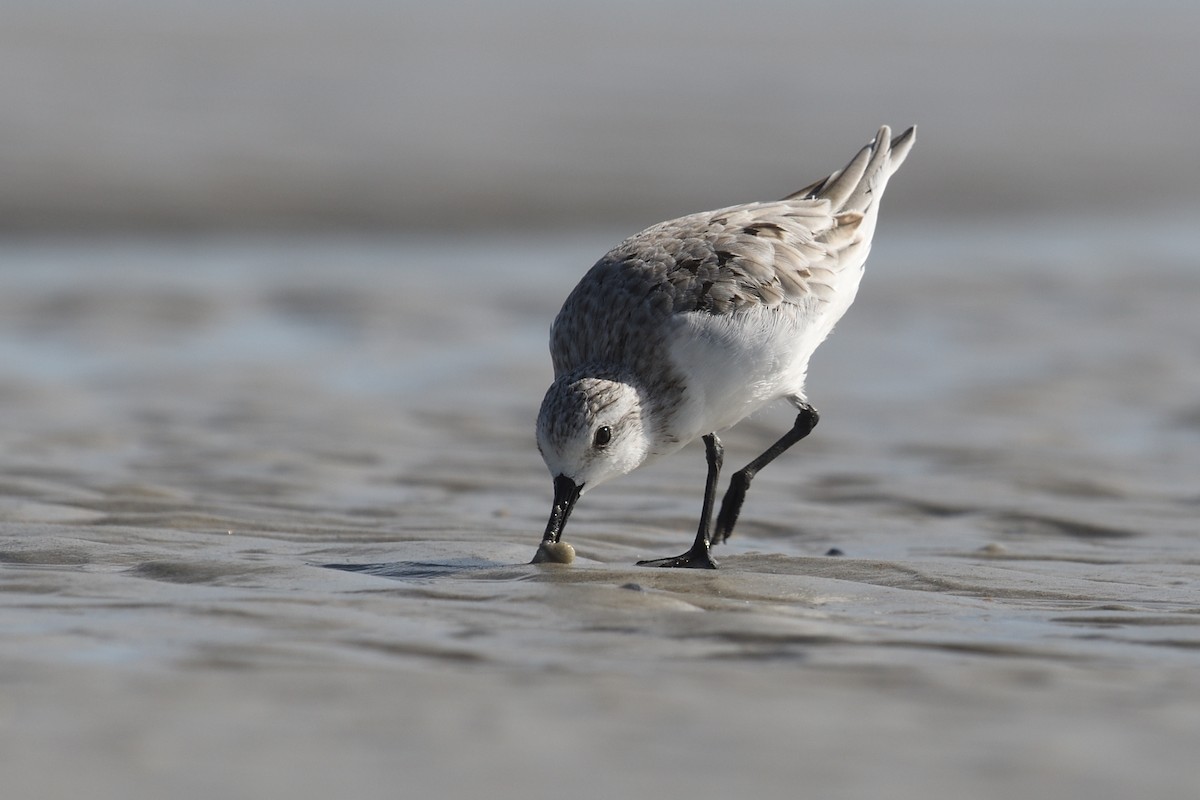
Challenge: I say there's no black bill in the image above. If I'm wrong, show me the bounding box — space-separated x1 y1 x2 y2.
541 474 582 544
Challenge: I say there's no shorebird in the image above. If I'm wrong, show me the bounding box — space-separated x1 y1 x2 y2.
536 125 915 568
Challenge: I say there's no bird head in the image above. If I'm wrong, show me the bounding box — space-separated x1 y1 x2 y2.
535 374 649 543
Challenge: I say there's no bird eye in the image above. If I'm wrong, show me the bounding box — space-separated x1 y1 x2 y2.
593 426 612 448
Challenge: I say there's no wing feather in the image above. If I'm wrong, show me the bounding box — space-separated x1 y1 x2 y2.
549 125 915 375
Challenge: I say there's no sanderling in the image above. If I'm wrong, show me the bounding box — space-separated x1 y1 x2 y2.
535 125 915 568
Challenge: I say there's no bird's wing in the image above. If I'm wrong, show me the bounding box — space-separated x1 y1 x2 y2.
599 199 864 316
597 125 916 318
548 125 916 374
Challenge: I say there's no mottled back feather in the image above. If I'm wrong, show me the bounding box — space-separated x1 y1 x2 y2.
550 125 915 381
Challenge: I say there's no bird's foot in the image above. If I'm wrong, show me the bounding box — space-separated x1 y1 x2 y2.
637 546 718 570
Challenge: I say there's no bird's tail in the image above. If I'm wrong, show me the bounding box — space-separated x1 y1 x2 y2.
786 125 916 215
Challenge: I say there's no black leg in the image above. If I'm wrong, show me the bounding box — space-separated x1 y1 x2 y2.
638 433 723 569
713 403 819 544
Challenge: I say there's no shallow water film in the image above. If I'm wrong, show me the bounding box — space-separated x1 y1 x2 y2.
3 226 1198 798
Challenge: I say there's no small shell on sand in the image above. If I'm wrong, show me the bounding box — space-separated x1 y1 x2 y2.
531 540 576 565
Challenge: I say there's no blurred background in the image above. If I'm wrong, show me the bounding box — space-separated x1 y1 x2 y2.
3 0 1197 235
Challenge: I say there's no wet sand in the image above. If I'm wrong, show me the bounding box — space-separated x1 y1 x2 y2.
3 224 1198 798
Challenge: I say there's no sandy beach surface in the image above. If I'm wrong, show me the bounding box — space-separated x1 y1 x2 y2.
3 223 1198 799
3 2 1200 798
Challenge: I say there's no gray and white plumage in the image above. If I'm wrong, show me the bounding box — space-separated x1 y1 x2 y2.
536 125 915 567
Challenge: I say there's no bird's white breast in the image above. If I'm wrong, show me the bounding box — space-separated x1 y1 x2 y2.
659 301 827 446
